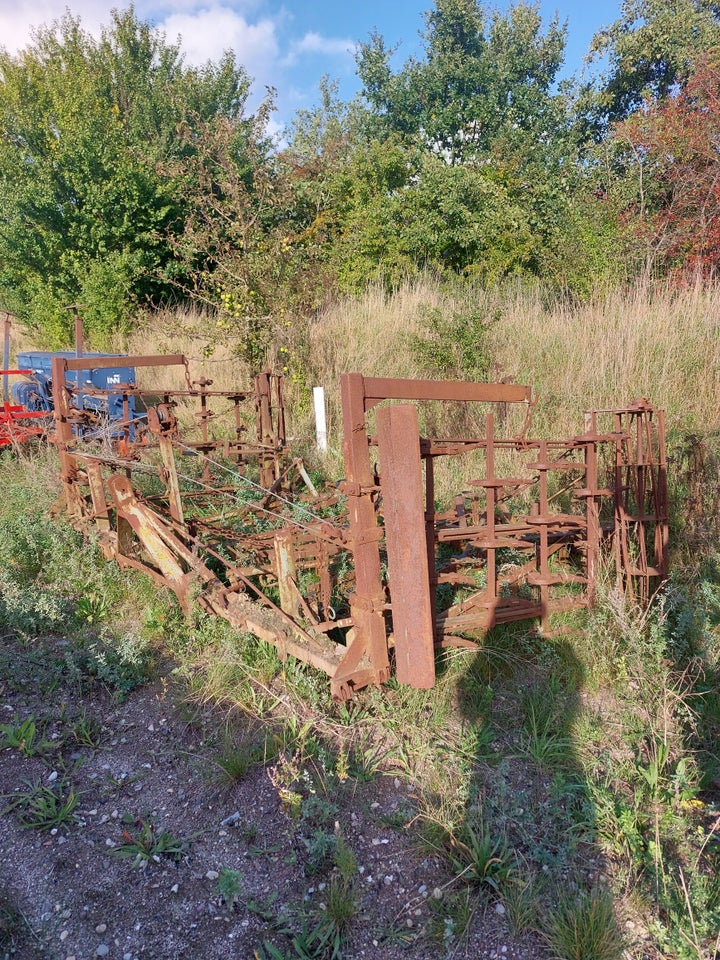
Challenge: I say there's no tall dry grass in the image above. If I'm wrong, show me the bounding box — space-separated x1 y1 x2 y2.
11 278 720 453
309 276 720 442
489 278 720 436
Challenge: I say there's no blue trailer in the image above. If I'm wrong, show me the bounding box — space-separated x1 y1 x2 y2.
11 351 144 436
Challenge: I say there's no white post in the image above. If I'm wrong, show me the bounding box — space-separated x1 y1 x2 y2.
313 386 327 452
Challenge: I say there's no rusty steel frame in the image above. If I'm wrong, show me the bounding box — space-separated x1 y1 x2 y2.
49 359 669 700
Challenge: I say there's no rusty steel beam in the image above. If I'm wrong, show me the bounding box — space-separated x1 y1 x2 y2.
338 373 391 693
361 376 532 408
377 404 435 689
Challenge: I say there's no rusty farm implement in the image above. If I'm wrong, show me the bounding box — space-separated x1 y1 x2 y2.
48 353 668 700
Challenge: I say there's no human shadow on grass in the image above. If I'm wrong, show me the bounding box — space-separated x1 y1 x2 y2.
432 621 624 959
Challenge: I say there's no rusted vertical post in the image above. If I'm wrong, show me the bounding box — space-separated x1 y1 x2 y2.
536 441 551 625
196 377 212 483
656 410 669 579
274 533 299 617
584 412 600 605
613 411 629 598
51 356 82 518
159 434 184 526
73 307 84 356
377 404 435 689
484 414 497 606
424 451 438 639
339 373 390 688
256 371 276 488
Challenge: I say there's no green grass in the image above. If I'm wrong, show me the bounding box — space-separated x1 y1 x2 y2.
543 888 624 960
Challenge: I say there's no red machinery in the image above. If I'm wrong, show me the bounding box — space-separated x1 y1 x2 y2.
0 375 48 448
1 317 49 448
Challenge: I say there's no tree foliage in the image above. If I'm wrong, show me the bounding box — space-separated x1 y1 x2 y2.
162 100 333 370
0 8 251 344
613 54 720 275
357 0 568 165
589 0 720 123
4 0 720 353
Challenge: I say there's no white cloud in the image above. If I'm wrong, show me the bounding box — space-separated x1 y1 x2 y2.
0 1 357 124
0 0 109 53
292 31 355 57
158 6 279 85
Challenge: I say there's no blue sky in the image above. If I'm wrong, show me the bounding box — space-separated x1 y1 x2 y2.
0 1 621 127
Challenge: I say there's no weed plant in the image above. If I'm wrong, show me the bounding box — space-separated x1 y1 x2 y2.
3 778 80 831
111 813 191 867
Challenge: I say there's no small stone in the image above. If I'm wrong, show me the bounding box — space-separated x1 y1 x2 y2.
60 930 69 942
405 918 413 928
124 954 132 960
170 884 179 894
205 870 219 881
48 771 58 783
96 946 109 958
95 924 107 934
384 875 393 885
501 948 508 955
432 887 442 899
495 902 506 916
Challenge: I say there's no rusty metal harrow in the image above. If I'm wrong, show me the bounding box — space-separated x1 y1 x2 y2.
50 355 668 699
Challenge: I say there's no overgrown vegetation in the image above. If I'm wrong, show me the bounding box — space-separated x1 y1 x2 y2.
3 1 720 358
2 369 720 955
2 0 720 956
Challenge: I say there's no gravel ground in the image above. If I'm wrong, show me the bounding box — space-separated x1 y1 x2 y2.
0 638 552 960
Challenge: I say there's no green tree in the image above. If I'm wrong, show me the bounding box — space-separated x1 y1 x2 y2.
341 1 581 287
589 0 720 123
162 101 332 370
356 0 568 165
0 8 251 345
326 146 538 290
